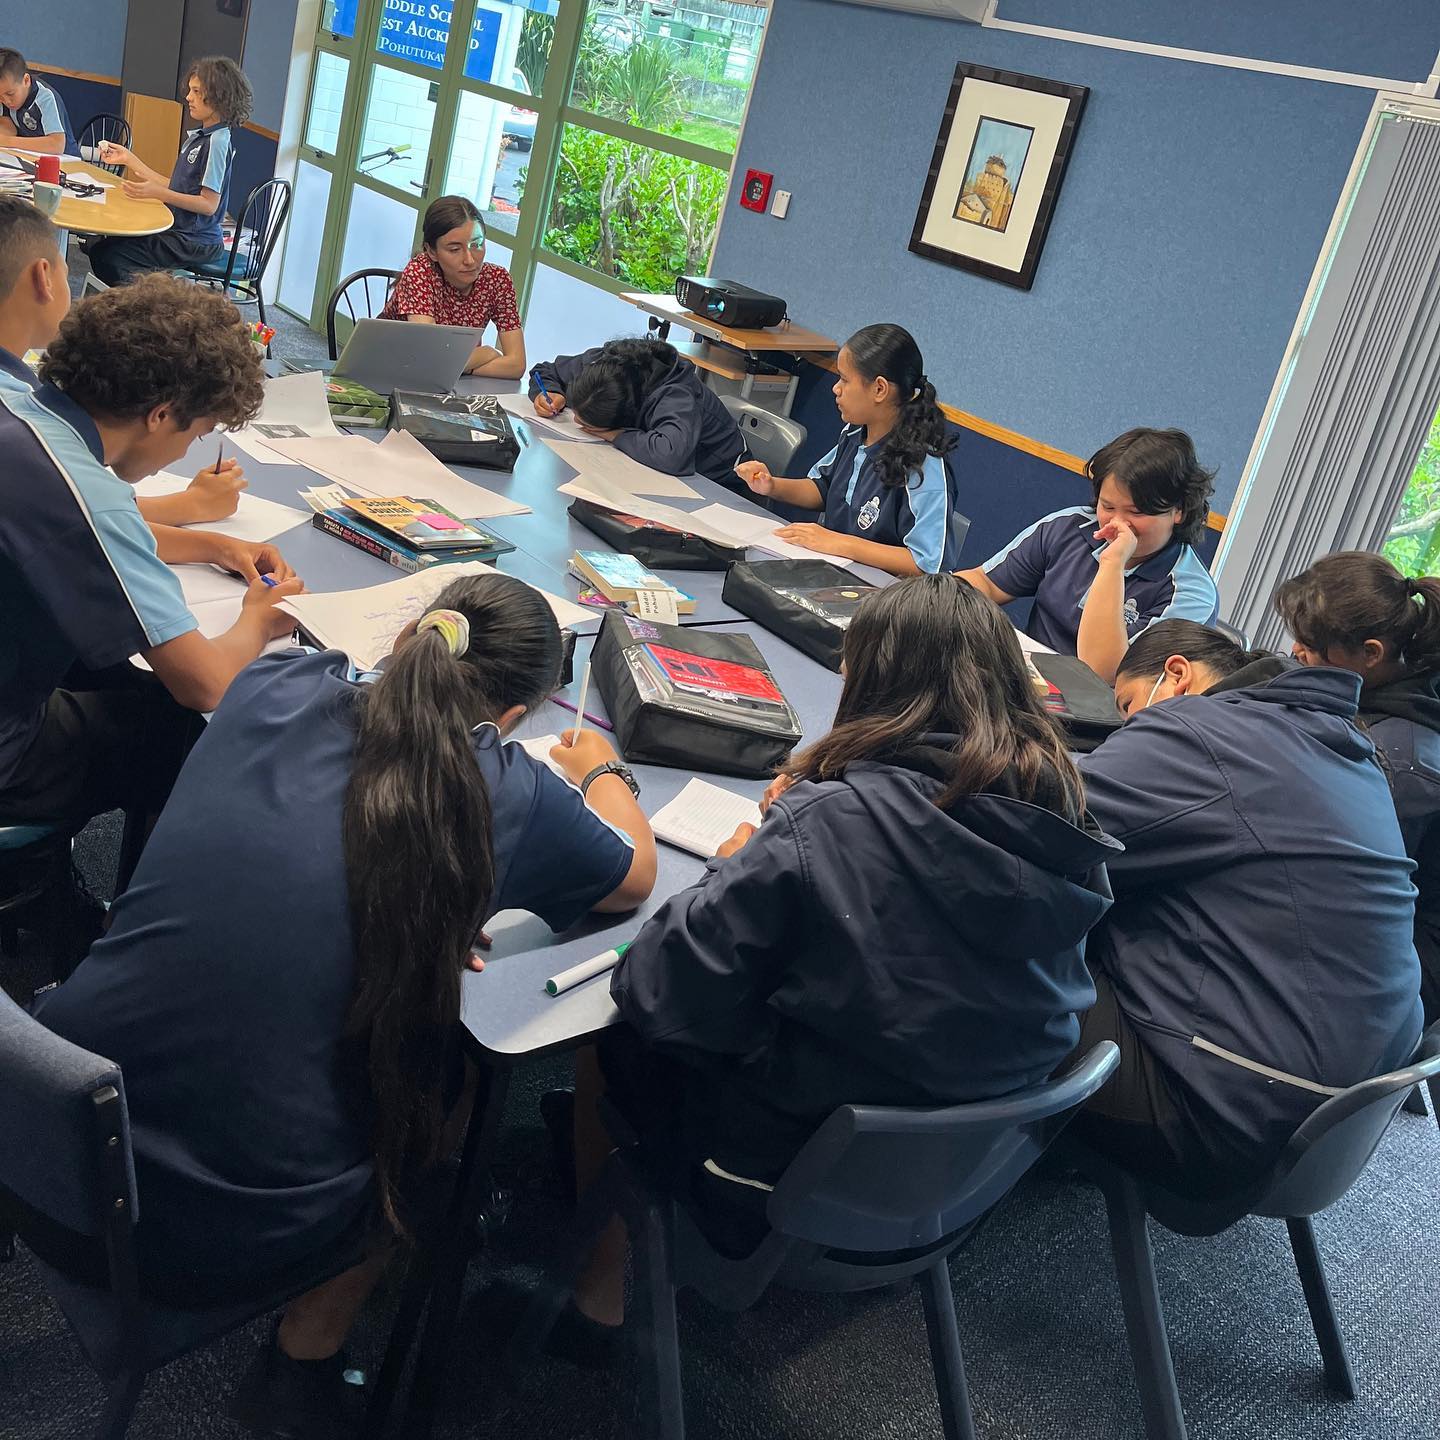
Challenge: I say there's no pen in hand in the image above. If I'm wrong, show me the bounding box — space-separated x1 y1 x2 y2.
214 439 223 476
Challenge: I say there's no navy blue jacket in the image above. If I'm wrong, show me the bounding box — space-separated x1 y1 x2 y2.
612 744 1119 1182
1360 672 1440 1024
530 346 745 484
1080 664 1423 1168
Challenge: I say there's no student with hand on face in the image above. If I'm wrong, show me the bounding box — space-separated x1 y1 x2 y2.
0 195 250 523
1073 619 1422 1205
1277 551 1440 1025
528 336 745 485
89 57 249 285
0 48 74 155
379 194 526 379
957 428 1219 681
736 324 967 576
0 273 301 833
33 571 655 1436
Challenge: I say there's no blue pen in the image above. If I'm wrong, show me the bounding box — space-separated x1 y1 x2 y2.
530 366 555 411
259 574 278 588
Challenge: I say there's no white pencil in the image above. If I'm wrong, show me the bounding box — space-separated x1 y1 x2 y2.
545 943 629 996
568 660 592 744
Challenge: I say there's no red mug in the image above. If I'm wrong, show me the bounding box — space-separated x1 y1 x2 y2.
35 154 61 185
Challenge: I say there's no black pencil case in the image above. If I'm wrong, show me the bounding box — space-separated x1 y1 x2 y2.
722 559 877 672
568 497 747 571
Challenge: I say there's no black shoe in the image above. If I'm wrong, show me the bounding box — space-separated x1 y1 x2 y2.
228 1337 365 1439
539 1088 577 1200
473 1278 622 1373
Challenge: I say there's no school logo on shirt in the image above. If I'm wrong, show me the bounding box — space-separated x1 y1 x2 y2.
1123 597 1140 628
857 495 880 531
21 114 38 131
186 143 203 163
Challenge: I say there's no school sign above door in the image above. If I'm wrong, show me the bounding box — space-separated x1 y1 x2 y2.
331 0 502 81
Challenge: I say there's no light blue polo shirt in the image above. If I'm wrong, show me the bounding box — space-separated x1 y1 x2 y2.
1 75 74 153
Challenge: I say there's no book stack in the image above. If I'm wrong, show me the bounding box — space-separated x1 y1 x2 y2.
571 550 696 614
312 494 516 574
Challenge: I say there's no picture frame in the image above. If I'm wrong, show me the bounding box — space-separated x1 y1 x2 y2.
909 63 1089 291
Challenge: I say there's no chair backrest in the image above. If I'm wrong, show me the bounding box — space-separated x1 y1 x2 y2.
1256 1021 1440 1218
78 113 131 174
231 177 293 292
719 394 807 475
1212 617 1253 650
0 987 137 1236
766 1041 1119 1252
327 268 401 360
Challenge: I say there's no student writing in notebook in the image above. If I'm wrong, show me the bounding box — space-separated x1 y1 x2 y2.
34 572 655 1436
0 48 75 155
736 324 967 576
527 574 1117 1356
0 196 249 520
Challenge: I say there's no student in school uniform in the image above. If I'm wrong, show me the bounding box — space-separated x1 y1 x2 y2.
0 273 300 835
529 335 746 486
378 194 526 379
956 428 1220 681
1073 619 1422 1204
735 324 967 576
33 571 657 1434
0 49 75 155
536 574 1117 1349
1276 552 1440 1025
86 56 249 285
0 195 250 521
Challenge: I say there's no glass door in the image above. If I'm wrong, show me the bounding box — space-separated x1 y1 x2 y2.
1381 407 1440 577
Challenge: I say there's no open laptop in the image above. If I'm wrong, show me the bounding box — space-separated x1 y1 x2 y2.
286 319 482 395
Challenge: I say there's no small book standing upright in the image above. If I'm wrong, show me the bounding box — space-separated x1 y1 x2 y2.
591 611 802 778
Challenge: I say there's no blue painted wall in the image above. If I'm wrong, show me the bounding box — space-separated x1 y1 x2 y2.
1 6 126 78
713 1 1440 511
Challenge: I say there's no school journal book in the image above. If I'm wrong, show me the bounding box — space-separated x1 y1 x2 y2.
312 508 515 574
591 610 802 778
723 559 877 672
345 495 496 551
567 495 747 571
571 550 696 614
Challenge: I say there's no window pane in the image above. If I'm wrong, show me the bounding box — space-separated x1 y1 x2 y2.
467 0 559 91
444 89 535 242
277 160 333 316
543 123 726 288
357 63 437 195
569 0 766 153
1381 408 1440 577
340 183 420 278
375 0 455 71
527 258 648 363
304 51 350 155
322 0 358 39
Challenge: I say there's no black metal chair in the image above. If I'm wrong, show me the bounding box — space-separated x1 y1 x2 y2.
326 268 402 360
1212 617 1254 650
508 1042 1120 1440
182 177 291 329
77 114 131 174
1077 1020 1440 1440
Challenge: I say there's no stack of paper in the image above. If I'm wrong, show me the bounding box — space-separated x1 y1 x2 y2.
493 392 604 444
688 502 854 568
225 371 341 466
543 439 699 500
557 474 743 548
517 733 568 779
134 472 308 543
649 779 763 859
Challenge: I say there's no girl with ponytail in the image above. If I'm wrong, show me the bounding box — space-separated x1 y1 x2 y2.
736 323 967 575
528 335 746 485
34 570 655 1427
1276 551 1440 1023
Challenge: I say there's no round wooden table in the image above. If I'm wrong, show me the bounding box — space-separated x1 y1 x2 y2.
2 149 173 237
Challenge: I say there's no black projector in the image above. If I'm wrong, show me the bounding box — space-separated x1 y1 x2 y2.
674 275 787 329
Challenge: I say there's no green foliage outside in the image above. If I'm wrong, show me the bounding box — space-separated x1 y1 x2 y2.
1382 409 1440 577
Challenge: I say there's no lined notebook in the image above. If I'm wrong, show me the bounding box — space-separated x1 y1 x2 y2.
649 779 763 859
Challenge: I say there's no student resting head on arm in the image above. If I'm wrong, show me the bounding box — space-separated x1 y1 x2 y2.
378 194 526 379
535 573 1117 1349
957 427 1219 682
1072 618 1422 1206
88 56 251 285
1276 551 1440 1024
32 569 656 1431
0 273 300 836
0 48 75 155
528 335 745 485
0 195 250 521
735 323 967 577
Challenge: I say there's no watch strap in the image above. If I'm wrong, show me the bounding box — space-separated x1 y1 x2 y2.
580 761 640 798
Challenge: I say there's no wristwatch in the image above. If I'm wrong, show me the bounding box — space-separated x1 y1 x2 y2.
580 761 641 799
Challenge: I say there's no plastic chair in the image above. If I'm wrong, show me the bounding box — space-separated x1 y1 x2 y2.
77 115 131 174
719 394 807 476
1212 617 1253 650
0 987 363 1439
326 268 401 361
183 177 291 329
509 1042 1120 1440
1076 1021 1440 1440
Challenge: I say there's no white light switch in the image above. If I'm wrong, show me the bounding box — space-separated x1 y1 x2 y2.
771 189 791 219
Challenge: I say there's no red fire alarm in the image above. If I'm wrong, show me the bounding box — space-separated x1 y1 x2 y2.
740 169 773 212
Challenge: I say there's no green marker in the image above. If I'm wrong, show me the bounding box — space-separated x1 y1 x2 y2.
546 942 631 996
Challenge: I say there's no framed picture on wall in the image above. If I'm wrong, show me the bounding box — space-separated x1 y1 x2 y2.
909 63 1088 291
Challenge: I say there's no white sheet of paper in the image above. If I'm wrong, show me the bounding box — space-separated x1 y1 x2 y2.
494 392 604 443
135 472 308 543
544 440 699 500
688 502 855 568
516 733 567 779
227 372 341 465
1014 628 1051 656
556 478 742 549
172 563 249 609
131 594 294 673
633 586 679 624
649 779 763 860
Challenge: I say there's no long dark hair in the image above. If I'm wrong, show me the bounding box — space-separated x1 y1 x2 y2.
1274 552 1440 672
783 574 1082 817
186 56 252 128
1115 619 1253 685
343 572 563 1233
569 337 678 430
1087 428 1214 546
423 194 483 252
843 323 953 491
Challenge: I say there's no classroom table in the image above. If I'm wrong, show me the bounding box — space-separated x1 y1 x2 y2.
0 147 174 237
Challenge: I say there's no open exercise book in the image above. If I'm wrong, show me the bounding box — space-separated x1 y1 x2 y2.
649 779 763 859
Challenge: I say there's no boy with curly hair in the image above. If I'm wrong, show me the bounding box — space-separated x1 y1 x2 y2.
88 56 252 284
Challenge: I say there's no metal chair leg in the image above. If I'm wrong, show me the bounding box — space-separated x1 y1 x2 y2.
628 1190 684 1440
1102 1175 1188 1440
1402 1086 1429 1116
363 1240 439 1438
1284 1216 1355 1400
1428 1077 1440 1132
917 1260 978 1440
95 1371 144 1440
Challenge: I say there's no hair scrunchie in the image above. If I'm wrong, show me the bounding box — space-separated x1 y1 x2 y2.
1406 578 1423 599
417 608 470 657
